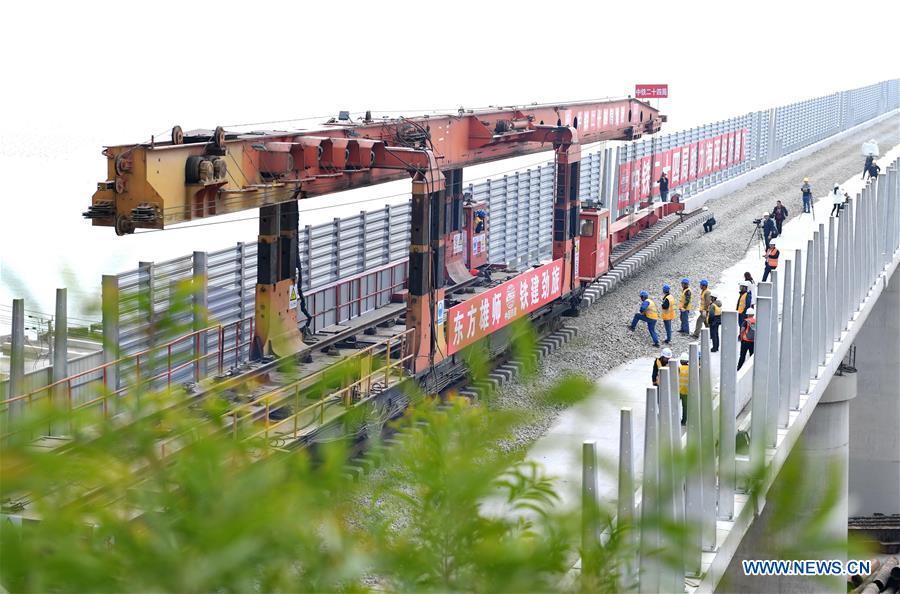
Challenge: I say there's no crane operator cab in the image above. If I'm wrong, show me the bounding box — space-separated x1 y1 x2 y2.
463 201 489 272
577 200 611 283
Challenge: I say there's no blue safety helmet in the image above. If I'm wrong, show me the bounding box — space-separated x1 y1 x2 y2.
662 284 671 293
700 279 709 286
640 290 649 299
681 277 689 285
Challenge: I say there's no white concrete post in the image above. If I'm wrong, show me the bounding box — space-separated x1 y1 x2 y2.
802 239 816 390
640 387 661 593
699 330 716 551
790 249 803 410
834 216 845 345
656 369 683 593
826 218 837 351
685 344 703 577
718 311 738 520
854 194 864 310
817 224 827 365
811 230 822 369
765 271 780 448
582 440 601 580
778 262 792 428
750 293 771 470
844 197 855 327
618 408 636 590
667 360 686 529
101 275 120 393
52 288 68 417
9 299 26 417
192 251 209 380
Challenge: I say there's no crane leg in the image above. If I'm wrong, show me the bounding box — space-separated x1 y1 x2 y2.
552 143 582 297
252 202 304 359
406 173 447 374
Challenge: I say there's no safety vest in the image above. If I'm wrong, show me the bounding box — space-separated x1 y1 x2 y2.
740 316 757 342
706 301 722 323
678 363 689 396
699 288 711 312
737 291 750 314
643 299 659 320
679 287 692 311
767 247 780 268
661 294 676 320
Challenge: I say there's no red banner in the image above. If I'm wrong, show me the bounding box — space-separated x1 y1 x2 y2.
446 260 565 354
635 84 669 99
670 148 682 187
688 142 698 181
618 160 631 209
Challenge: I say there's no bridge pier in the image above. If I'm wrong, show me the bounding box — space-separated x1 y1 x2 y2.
849 264 900 515
719 373 856 594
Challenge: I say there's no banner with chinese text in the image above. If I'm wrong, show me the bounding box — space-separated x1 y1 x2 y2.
446 259 565 354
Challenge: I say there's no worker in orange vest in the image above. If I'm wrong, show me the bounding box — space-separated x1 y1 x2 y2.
736 281 753 327
762 239 780 282
629 290 661 347
660 284 676 344
737 308 757 370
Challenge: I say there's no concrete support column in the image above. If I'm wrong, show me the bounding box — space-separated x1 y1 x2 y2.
718 311 738 520
790 250 802 409
9 299 25 417
849 265 900 515
617 408 636 590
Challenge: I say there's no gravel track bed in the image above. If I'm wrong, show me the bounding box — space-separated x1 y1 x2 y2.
495 117 900 452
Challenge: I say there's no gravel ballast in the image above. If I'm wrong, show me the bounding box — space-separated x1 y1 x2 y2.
494 116 900 452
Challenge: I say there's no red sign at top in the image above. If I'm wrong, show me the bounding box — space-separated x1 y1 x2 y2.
635 84 668 99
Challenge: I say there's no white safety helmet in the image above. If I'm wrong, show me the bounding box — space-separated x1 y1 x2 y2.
762 212 769 217
661 347 673 359
746 307 755 316
770 239 777 247
680 352 689 362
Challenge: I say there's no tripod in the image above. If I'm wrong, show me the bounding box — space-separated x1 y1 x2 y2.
744 222 766 254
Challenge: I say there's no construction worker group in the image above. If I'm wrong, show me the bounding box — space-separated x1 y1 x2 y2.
629 278 722 351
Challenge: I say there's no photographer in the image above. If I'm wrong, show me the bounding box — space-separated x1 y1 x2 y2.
761 212 777 249
801 178 813 213
830 183 845 217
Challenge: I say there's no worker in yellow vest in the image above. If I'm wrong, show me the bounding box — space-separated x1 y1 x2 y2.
629 290 661 347
707 296 723 352
678 278 692 334
660 284 676 344
678 351 690 425
762 239 780 282
736 281 753 327
692 279 712 338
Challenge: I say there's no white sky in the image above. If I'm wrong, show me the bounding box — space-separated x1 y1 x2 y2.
1 0 898 323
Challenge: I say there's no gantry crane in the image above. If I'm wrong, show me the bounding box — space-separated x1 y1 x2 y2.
86 98 663 369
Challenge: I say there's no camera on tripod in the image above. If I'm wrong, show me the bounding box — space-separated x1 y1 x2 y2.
752 218 762 225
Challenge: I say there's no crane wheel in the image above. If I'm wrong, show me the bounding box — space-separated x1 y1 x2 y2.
171 125 184 145
114 214 135 236
213 126 225 149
